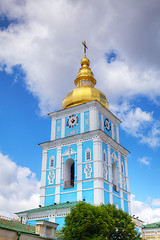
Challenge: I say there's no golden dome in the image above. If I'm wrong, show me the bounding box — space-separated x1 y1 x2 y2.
62 42 109 109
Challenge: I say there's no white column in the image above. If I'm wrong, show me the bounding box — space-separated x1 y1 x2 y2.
41 149 47 187
51 118 56 141
61 117 65 138
107 144 113 204
128 193 131 215
118 152 124 210
93 138 104 205
101 114 104 131
118 152 122 188
81 112 84 133
120 190 124 211
55 146 61 204
90 107 98 131
40 148 47 207
111 122 114 139
77 142 82 201
125 156 131 215
40 188 45 207
117 126 119 143
124 156 129 192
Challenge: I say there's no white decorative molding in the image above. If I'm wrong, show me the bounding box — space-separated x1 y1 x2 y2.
62 146 76 157
48 171 55 185
84 164 92 178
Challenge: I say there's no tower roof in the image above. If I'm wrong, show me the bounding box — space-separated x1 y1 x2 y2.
62 42 109 109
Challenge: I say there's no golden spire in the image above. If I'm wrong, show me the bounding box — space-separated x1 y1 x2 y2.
62 42 109 109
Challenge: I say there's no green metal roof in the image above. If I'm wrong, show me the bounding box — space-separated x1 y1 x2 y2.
16 201 78 214
143 222 160 229
0 218 36 235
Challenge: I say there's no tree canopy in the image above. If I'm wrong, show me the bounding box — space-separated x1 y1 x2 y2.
62 202 142 240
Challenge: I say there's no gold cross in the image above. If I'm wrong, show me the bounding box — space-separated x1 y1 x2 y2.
82 41 88 57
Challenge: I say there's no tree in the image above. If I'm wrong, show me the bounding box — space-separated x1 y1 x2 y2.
62 202 142 240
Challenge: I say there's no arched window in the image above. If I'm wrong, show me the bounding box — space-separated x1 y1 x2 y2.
112 162 118 192
85 148 91 161
49 156 55 168
104 150 106 162
64 158 74 189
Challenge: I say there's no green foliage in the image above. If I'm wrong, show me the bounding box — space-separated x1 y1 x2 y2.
62 202 142 240
56 228 64 240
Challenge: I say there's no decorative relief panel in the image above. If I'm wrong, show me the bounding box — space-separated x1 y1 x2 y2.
48 171 55 185
84 164 92 178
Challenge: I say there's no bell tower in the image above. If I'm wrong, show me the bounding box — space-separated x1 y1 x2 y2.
17 43 131 228
40 42 130 211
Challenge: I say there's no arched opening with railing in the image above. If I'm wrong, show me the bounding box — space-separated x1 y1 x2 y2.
64 158 74 189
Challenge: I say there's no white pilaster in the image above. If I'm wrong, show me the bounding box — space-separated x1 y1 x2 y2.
41 149 47 188
77 142 82 201
107 144 113 204
118 152 122 188
111 122 114 139
120 190 124 211
128 193 131 215
90 107 98 131
117 126 119 143
61 117 65 138
81 112 84 134
40 188 45 206
51 118 56 141
93 138 103 204
55 146 61 203
101 114 104 131
124 156 129 192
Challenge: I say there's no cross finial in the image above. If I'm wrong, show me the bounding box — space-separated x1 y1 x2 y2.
82 41 88 57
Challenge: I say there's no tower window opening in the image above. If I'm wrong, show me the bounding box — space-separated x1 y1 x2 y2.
112 162 118 192
121 162 124 173
85 149 91 161
104 150 106 162
84 80 87 85
49 157 55 168
64 158 74 189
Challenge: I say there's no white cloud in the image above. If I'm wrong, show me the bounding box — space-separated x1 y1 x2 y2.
0 152 40 218
152 199 160 207
0 0 160 115
138 157 151 166
131 194 160 224
110 102 160 147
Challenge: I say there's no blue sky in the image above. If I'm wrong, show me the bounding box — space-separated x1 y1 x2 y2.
0 0 160 223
